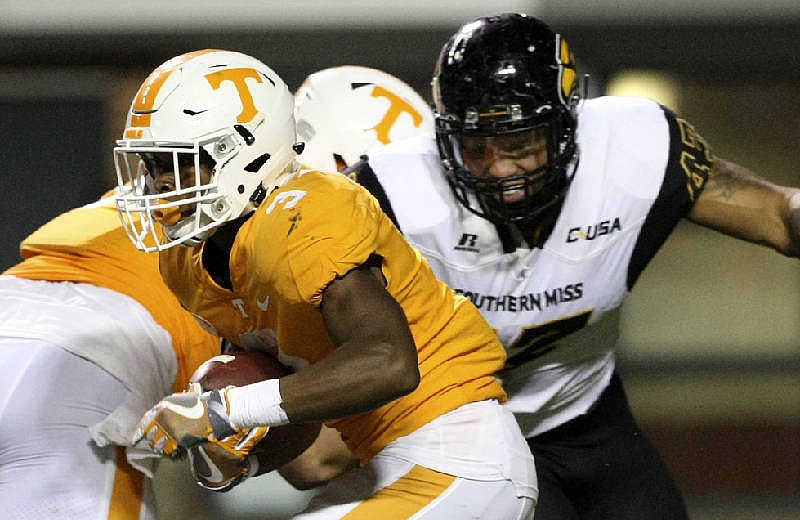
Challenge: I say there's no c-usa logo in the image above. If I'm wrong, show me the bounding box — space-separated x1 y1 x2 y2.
566 217 622 243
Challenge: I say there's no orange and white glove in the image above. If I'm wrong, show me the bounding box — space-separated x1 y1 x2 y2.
131 387 268 458
188 440 261 492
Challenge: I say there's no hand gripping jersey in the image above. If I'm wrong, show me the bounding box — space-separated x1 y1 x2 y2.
159 169 507 462
2 191 220 393
350 96 712 437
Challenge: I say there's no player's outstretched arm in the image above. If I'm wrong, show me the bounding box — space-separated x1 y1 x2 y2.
689 157 800 257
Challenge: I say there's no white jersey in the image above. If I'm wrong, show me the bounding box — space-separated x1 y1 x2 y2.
353 96 711 437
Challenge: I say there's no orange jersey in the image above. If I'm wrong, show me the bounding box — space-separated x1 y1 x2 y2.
160 170 507 461
3 192 220 391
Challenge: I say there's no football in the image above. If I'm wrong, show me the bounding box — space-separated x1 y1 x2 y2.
190 350 321 472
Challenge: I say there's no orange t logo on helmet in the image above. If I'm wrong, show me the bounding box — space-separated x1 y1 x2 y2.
370 85 425 144
204 68 263 123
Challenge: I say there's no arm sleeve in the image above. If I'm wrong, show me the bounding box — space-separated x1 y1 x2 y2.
284 184 384 307
627 105 714 289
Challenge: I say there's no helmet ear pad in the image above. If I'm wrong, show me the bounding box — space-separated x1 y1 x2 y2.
432 13 579 226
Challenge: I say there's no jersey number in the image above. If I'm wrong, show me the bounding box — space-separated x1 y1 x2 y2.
265 189 308 214
505 310 592 369
676 118 712 202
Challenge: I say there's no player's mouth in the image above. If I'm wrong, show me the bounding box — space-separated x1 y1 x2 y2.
501 185 527 204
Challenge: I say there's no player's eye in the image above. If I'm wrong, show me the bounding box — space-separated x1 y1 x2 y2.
177 154 195 169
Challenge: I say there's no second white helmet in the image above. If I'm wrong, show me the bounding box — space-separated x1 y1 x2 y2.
294 66 434 172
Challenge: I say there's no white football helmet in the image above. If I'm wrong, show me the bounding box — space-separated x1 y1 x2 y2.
294 65 434 172
114 49 300 252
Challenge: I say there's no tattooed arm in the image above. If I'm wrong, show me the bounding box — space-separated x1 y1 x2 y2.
688 157 800 258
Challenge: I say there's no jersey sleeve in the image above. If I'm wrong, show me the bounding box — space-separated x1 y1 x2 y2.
272 175 385 307
626 104 714 288
660 104 713 210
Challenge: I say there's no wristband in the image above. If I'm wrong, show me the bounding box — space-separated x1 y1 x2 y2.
227 378 290 429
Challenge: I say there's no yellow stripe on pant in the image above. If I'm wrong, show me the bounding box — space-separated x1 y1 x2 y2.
107 447 145 519
343 465 457 519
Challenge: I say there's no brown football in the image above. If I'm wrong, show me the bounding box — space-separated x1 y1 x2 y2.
190 350 321 472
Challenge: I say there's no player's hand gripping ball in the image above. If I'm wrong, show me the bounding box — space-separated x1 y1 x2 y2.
187 350 321 490
131 385 265 459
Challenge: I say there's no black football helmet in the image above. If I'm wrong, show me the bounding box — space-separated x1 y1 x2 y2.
432 13 580 226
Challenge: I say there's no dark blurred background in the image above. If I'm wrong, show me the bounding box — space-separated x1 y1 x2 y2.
2 1 798 518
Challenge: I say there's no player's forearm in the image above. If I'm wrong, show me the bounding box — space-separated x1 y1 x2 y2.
690 158 800 255
226 338 419 428
278 337 419 422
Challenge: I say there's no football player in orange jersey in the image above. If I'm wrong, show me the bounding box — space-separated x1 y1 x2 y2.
275 65 438 491
0 190 221 519
116 49 537 519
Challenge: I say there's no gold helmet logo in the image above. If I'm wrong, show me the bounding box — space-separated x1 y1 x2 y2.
557 35 578 106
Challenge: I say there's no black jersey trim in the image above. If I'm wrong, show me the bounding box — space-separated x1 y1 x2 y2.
626 106 709 289
345 157 402 232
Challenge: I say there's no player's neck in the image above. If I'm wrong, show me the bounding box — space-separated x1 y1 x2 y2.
203 212 254 290
495 210 559 252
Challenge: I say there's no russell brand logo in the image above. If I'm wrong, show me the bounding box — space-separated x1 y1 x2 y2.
567 217 622 243
455 233 480 252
